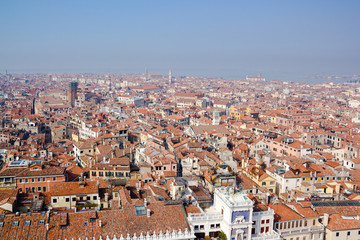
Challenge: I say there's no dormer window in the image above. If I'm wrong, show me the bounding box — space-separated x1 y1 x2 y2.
12 221 19 226
134 205 146 215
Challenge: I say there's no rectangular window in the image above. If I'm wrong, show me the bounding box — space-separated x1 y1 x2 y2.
43 177 46 181
53 177 56 181
93 196 97 200
31 178 35 182
65 198 70 202
43 187 46 192
87 196 91 201
72 197 76 202
37 187 41 192
12 221 19 226
53 198 57 203
25 178 28 182
37 178 41 182
261 227 264 233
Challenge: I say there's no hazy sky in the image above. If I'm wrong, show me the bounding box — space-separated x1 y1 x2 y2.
1 1 359 81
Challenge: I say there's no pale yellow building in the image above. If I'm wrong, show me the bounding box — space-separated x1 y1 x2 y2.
229 107 251 120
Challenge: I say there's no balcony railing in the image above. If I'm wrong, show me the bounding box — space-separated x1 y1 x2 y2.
253 209 274 217
252 230 280 240
276 225 324 236
0 183 16 188
188 212 223 222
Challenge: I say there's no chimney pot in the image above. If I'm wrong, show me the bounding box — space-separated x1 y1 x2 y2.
323 214 329 227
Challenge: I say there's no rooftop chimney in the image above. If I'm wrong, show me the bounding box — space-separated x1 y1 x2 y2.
105 193 108 202
147 208 151 218
323 214 329 227
99 220 102 227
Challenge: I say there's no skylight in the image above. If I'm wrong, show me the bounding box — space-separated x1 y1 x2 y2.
134 205 146 215
12 221 19 226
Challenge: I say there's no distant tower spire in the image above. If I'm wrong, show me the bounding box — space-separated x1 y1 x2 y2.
108 75 112 91
212 109 220 125
144 66 148 81
31 98 36 115
169 69 172 84
69 81 78 108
